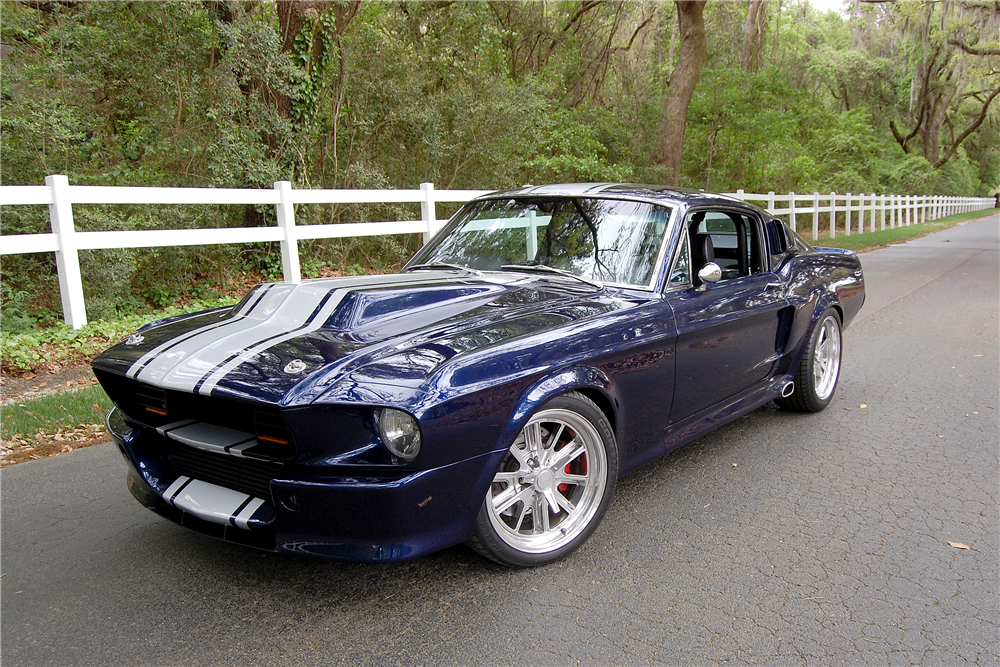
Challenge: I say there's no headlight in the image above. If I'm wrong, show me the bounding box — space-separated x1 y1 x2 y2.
376 408 422 461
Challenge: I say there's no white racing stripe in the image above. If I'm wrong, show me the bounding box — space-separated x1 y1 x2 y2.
133 273 453 394
163 478 264 529
126 284 274 379
157 422 256 455
135 284 301 388
163 475 192 504
233 498 265 529
195 288 347 396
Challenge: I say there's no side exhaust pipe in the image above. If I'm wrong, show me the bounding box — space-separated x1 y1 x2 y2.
781 381 795 398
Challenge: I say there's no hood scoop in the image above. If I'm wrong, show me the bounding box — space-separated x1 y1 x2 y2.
326 284 500 331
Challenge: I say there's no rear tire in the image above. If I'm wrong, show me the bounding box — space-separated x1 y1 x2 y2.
777 308 842 412
468 392 618 567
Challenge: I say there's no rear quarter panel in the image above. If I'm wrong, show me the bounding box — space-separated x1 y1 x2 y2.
778 247 865 372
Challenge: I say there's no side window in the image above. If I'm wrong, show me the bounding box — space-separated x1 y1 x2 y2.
765 218 792 268
685 210 765 281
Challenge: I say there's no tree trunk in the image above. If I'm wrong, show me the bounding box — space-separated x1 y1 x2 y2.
741 0 767 73
651 0 707 186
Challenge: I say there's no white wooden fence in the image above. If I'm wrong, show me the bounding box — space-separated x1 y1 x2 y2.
0 175 993 329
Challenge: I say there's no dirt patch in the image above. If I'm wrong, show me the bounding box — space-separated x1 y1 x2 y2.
1 362 98 405
1 427 108 467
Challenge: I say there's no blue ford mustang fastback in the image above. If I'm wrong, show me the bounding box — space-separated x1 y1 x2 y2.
92 184 865 566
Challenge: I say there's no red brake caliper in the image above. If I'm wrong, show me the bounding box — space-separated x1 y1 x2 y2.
558 454 586 493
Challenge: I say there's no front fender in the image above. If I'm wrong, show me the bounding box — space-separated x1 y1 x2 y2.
497 366 613 453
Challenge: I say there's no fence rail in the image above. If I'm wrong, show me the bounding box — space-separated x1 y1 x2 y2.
0 175 993 329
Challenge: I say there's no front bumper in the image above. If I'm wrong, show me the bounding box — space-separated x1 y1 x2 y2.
107 408 503 562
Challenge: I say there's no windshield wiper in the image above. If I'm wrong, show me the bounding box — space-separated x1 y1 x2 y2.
405 262 481 276
500 264 603 289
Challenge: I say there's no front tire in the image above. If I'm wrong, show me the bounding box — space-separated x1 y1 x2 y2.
778 308 842 412
468 392 618 567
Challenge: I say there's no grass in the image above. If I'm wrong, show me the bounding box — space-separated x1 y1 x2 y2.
1 383 113 442
795 208 998 254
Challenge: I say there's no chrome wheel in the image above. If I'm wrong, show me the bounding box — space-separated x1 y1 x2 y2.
812 315 841 401
486 408 608 554
777 308 842 413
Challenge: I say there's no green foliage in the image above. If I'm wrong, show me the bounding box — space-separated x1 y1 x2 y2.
526 107 634 183
1 285 36 334
0 297 234 374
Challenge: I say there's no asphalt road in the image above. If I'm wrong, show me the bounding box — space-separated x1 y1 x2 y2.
3 215 998 666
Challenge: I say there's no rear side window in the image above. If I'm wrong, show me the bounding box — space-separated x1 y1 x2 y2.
765 219 797 268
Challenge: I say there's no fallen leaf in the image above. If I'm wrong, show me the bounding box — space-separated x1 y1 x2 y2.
948 541 971 550
859 404 868 409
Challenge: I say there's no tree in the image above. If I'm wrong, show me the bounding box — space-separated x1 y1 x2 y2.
651 0 707 186
885 0 1000 168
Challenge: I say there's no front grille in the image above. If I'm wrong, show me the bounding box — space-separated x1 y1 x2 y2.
95 369 297 461
134 384 167 418
168 443 281 501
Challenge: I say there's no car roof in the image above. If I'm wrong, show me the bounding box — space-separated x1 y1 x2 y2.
475 183 764 214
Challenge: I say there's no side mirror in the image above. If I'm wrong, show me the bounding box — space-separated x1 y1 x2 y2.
696 262 722 291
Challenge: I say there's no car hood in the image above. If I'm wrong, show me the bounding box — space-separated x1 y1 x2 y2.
92 271 640 406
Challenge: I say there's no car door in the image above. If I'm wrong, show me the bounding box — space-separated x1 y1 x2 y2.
664 207 790 423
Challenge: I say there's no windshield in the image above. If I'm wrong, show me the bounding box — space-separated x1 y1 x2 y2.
412 197 674 288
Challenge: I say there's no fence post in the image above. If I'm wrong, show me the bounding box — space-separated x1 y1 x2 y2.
869 193 875 232
767 191 775 214
789 191 796 232
274 181 301 284
830 191 837 239
421 182 437 245
880 194 886 231
736 188 745 201
859 193 866 234
845 192 852 236
812 192 819 241
46 174 87 329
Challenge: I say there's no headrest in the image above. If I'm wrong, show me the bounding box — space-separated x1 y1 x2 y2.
692 233 714 267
